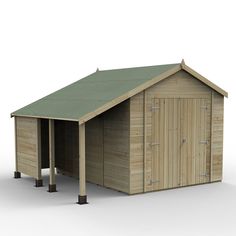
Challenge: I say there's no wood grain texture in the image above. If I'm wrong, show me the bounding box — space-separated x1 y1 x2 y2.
85 117 104 185
130 93 144 194
103 100 130 193
129 70 215 193
16 117 41 179
79 123 86 196
211 92 224 181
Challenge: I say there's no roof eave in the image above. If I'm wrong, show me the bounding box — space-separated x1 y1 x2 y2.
10 113 79 122
79 64 182 124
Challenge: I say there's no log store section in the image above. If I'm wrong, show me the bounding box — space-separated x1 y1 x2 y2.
11 60 227 204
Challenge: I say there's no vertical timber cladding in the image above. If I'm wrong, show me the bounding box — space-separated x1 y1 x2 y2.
15 117 41 179
150 98 211 191
129 70 214 194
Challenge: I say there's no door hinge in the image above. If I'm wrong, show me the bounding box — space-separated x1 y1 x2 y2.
150 142 160 146
199 173 209 177
151 106 160 112
149 180 160 185
199 140 208 144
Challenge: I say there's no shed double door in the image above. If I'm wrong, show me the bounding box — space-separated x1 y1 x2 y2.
150 98 210 191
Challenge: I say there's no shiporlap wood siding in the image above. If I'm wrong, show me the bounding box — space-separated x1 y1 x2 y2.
129 70 224 194
85 117 104 185
211 91 224 181
103 101 130 193
15 117 41 179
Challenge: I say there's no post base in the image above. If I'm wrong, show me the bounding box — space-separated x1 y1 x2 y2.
48 184 57 192
77 195 88 205
14 171 21 178
34 179 43 187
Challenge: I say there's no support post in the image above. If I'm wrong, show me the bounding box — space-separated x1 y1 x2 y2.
77 122 87 204
48 119 57 192
14 117 21 178
143 90 147 192
35 119 43 187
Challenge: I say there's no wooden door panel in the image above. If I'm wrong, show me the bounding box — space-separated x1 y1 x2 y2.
151 98 180 191
150 98 210 191
180 98 210 186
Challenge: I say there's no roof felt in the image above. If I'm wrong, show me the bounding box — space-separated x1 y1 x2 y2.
11 63 179 121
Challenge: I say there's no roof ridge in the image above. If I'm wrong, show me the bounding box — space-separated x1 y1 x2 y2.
98 63 180 72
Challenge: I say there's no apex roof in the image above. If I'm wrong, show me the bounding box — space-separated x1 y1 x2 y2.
11 61 228 124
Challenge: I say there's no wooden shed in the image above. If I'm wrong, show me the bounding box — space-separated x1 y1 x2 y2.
11 60 228 204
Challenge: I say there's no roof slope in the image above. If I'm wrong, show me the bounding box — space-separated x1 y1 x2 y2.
11 63 179 121
11 62 228 123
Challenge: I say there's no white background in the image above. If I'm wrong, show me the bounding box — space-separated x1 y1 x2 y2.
0 1 235 235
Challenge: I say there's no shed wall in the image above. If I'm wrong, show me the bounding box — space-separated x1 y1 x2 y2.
15 117 41 179
129 70 216 193
55 120 79 176
103 101 130 193
130 92 144 194
211 92 224 181
85 117 104 185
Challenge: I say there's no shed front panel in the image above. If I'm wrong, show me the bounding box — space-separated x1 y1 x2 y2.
129 70 217 194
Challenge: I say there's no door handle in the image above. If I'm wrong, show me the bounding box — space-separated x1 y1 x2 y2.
182 138 186 143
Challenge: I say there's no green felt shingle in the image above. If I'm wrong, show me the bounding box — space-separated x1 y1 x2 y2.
11 63 179 121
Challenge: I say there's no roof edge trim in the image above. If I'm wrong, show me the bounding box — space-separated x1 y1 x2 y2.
11 114 79 122
181 64 228 97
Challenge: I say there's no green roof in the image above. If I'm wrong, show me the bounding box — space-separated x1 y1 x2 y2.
11 63 179 121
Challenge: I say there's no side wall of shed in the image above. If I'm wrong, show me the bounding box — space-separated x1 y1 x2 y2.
211 92 224 181
15 117 41 179
103 101 130 193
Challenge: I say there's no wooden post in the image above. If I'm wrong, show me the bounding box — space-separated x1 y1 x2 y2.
14 117 21 178
143 90 147 192
48 119 56 192
77 122 87 204
35 119 43 187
